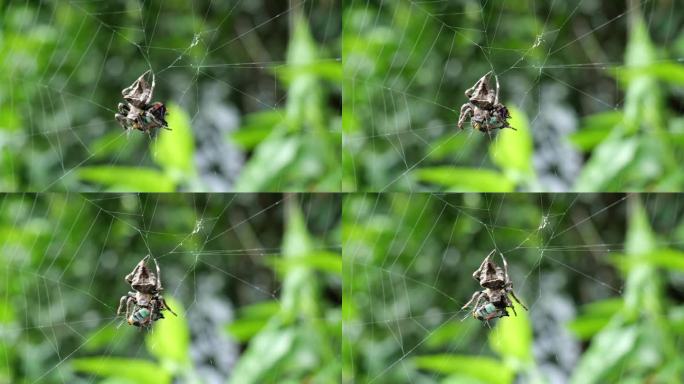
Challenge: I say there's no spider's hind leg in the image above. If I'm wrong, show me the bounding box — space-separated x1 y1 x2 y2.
509 290 528 311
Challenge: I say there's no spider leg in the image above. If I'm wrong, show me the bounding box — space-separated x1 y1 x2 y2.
509 290 528 311
148 72 155 103
152 256 162 292
500 252 509 282
494 74 500 105
125 296 136 320
509 302 518 316
457 104 473 130
160 296 177 316
117 296 128 316
115 113 134 130
461 290 484 310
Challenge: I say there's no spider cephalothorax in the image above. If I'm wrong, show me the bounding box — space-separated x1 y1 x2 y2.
115 70 170 134
457 71 515 133
117 255 176 328
461 250 527 322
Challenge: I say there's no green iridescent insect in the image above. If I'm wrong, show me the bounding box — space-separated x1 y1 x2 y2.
117 255 177 329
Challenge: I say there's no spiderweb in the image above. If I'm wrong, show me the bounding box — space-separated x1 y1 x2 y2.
342 193 684 382
0 193 341 383
343 0 684 192
1 0 339 192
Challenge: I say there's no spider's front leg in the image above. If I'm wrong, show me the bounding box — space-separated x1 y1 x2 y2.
457 104 474 130
117 292 137 319
461 290 485 311
116 295 128 316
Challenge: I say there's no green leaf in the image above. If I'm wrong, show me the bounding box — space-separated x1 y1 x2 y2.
566 316 611 340
412 354 513 384
578 298 624 316
228 326 296 384
280 199 318 319
234 134 299 191
489 106 535 184
569 111 622 151
237 300 281 319
285 15 324 127
610 62 684 86
71 358 169 384
226 301 281 342
78 166 175 192
152 103 195 181
573 135 637 192
225 319 269 342
274 61 343 84
489 300 533 364
145 297 190 369
611 249 684 272
570 323 638 384
413 167 515 192
268 251 342 275
230 110 284 150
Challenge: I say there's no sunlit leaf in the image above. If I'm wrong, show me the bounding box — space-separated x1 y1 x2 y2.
489 106 535 185
78 166 175 192
414 167 515 192
152 103 195 181
489 300 533 364
413 354 513 384
569 111 623 151
566 316 611 340
230 110 284 149
228 325 295 384
225 319 269 342
574 135 637 192
71 358 169 384
268 251 342 275
234 134 299 191
570 323 638 384
145 297 190 369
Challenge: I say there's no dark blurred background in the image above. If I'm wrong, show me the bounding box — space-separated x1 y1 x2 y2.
343 193 684 383
343 0 684 192
0 0 341 192
0 193 342 383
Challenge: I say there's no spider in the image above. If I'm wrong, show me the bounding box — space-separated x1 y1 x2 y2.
461 250 527 322
117 255 177 328
457 71 516 133
115 70 170 134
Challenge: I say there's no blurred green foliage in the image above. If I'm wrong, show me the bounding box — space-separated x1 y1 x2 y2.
0 193 341 383
0 0 341 192
343 193 684 383
343 0 684 192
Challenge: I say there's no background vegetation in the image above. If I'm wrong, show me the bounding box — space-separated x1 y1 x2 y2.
0 193 342 383
343 0 684 192
0 0 341 192
343 193 684 383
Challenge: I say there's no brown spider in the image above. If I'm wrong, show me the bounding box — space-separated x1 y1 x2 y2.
115 70 170 134
117 255 176 328
461 250 527 322
457 71 516 133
